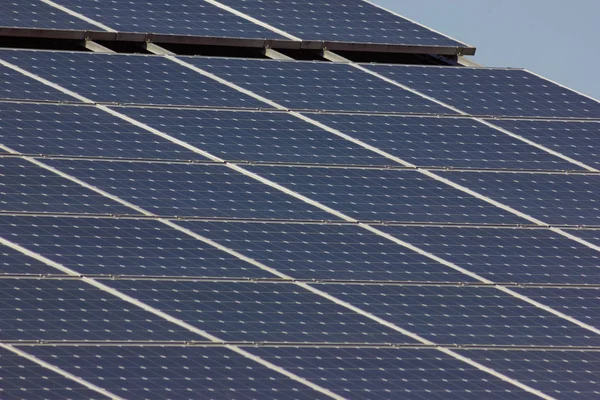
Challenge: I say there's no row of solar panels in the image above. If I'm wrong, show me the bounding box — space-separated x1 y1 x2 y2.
3 0 469 48
3 151 600 226
1 102 599 171
3 343 598 399
2 50 599 119
1 275 600 346
2 214 600 284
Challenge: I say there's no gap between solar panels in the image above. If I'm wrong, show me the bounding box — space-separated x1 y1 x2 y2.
2 57 600 340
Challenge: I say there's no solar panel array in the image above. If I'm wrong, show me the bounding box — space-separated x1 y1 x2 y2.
1 2 600 400
0 0 469 48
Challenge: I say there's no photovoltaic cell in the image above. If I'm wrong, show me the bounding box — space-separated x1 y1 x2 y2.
0 157 134 215
0 63 75 103
0 103 205 160
118 107 393 166
180 220 478 283
367 65 600 119
514 287 600 328
442 171 600 226
246 165 528 224
214 0 467 47
0 278 196 341
49 0 287 39
0 1 97 30
318 283 600 346
44 159 335 220
490 119 600 170
458 349 600 399
379 225 600 285
0 215 272 279
23 345 330 400
105 279 415 344
0 244 66 276
0 50 271 108
310 113 579 170
0 347 108 400
183 56 456 114
248 347 536 399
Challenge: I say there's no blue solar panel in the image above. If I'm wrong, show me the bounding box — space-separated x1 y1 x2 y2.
0 64 75 103
318 283 600 346
0 157 133 215
44 159 335 220
0 50 271 109
0 1 97 30
0 215 272 279
311 114 582 170
249 347 536 399
106 279 415 343
367 65 600 119
246 165 528 224
310 113 581 170
0 347 108 400
183 57 456 114
459 349 600 399
0 103 205 160
379 226 600 285
0 278 196 341
0 244 66 276
23 345 330 400
214 0 467 47
118 107 393 166
515 287 600 328
180 220 478 283
49 0 287 39
442 171 600 226
491 119 600 170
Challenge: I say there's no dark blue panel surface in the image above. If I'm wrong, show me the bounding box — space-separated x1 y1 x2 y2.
0 50 270 108
183 57 456 114
491 119 600 170
106 279 414 343
0 64 75 102
119 107 392 166
319 283 600 346
380 226 600 284
0 279 195 341
180 220 476 283
50 0 286 39
459 349 600 399
0 103 204 160
0 347 108 400
0 157 133 215
515 287 600 328
0 1 96 30
215 0 466 47
0 244 64 275
45 159 334 220
246 165 527 224
0 215 270 278
442 171 600 226
367 65 600 119
310 113 581 170
24 345 328 400
249 347 536 399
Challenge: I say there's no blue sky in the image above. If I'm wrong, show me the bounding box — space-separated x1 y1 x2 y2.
371 0 600 100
